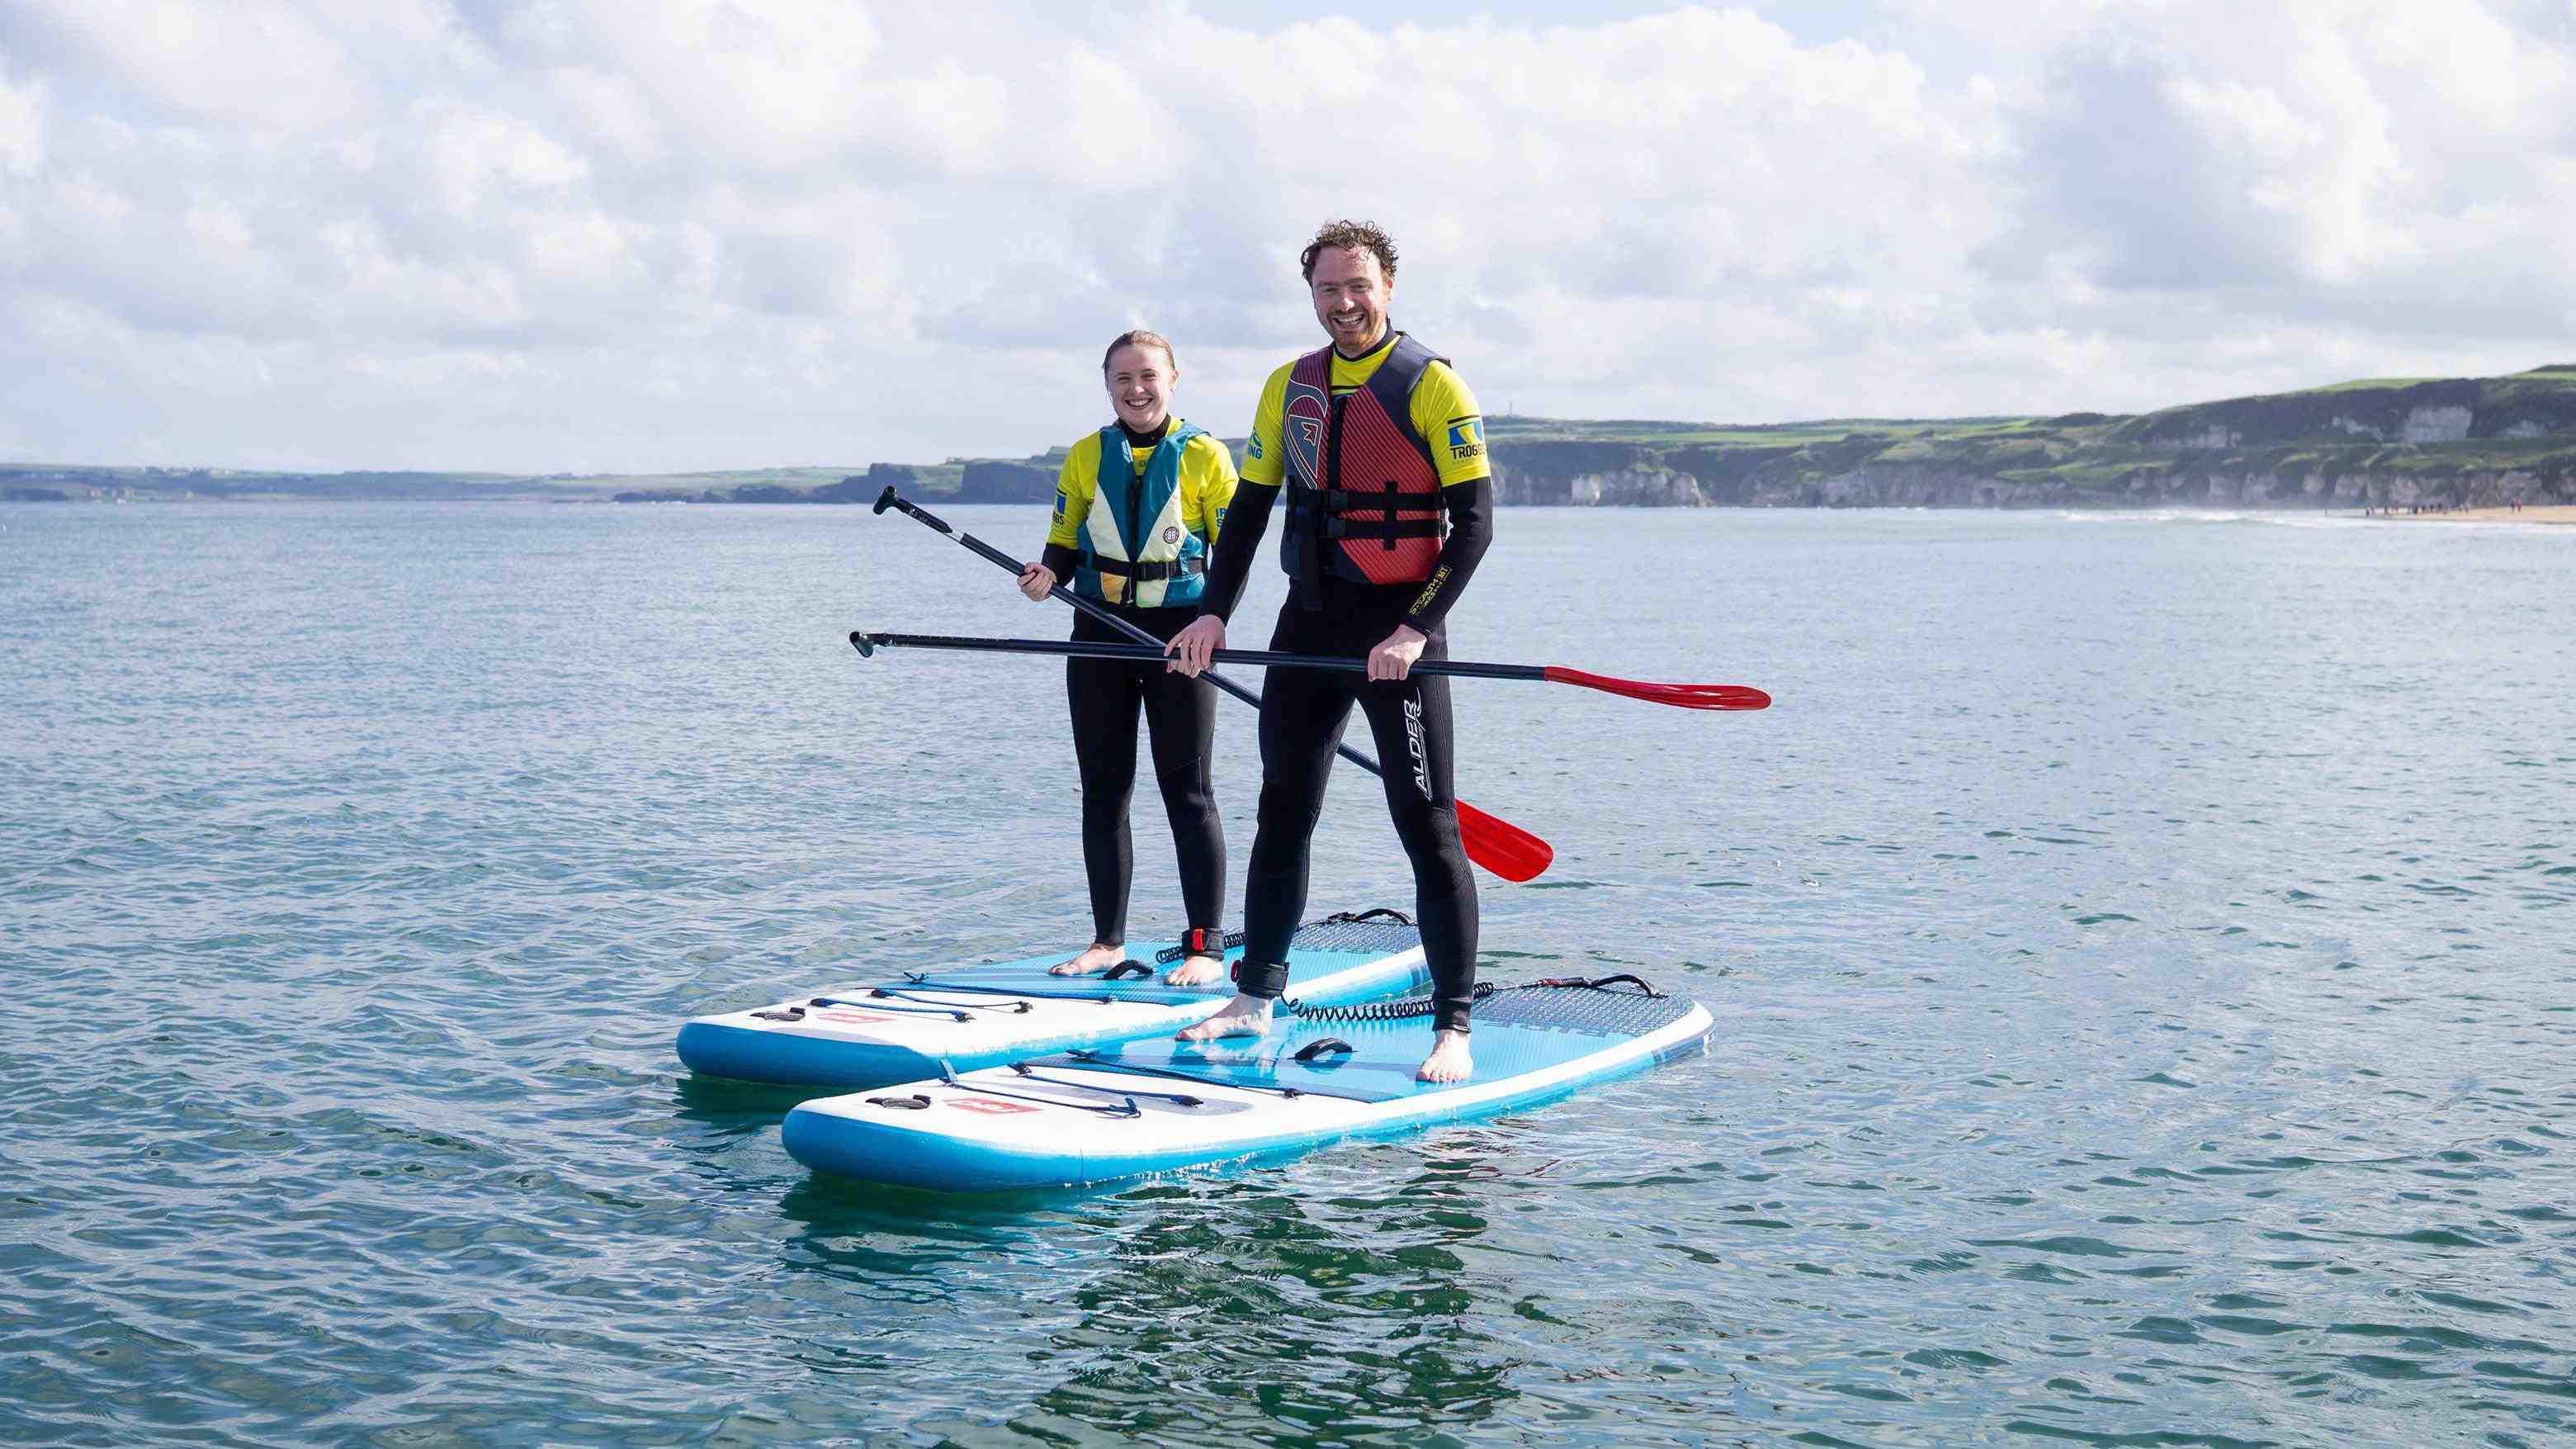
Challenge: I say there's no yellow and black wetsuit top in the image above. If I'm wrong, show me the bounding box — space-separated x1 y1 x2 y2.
1202 329 1493 632
1039 416 1238 608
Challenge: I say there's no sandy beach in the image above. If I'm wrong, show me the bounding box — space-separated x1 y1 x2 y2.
2362 504 2576 523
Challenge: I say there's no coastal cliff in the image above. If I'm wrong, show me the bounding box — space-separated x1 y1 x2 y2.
1458 367 2576 510
924 366 2576 512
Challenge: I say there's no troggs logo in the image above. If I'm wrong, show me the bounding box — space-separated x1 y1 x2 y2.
1446 417 1486 463
1162 525 1181 545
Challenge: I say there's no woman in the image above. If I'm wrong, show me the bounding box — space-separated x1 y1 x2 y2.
1018 329 1237 986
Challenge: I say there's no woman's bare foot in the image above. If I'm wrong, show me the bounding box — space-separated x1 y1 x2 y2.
1416 1029 1472 1082
1048 942 1123 977
1164 953 1227 987
1176 993 1272 1041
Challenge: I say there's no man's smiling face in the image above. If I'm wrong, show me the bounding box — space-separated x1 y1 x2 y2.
1309 246 1392 356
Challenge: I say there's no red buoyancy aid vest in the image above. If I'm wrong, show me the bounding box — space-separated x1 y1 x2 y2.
1278 332 1449 590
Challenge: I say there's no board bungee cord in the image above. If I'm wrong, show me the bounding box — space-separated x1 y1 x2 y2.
1283 971 1662 1023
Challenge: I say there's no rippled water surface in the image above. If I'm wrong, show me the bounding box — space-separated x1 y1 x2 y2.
5 501 2572 1447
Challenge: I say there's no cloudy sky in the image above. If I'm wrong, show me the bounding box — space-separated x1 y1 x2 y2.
2 1 2573 473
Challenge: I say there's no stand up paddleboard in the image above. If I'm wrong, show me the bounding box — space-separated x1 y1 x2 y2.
780 976 1713 1191
677 910 1429 1091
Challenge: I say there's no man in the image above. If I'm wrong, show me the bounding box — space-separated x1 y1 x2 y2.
1165 219 1495 1082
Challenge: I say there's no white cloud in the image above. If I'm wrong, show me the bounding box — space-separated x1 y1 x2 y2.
1933 0 2576 294
0 64 41 176
1 0 2572 471
551 66 659 162
21 0 364 128
425 102 590 217
584 2 889 173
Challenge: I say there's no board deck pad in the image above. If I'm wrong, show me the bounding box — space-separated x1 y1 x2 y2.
779 981 1715 1191
676 912 1429 1091
1037 983 1704 1103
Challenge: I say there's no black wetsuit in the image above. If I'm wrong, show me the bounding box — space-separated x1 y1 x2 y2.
1196 472 1493 1034
1052 605 1224 951
1038 416 1228 952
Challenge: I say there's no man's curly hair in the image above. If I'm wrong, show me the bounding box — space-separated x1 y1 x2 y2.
1300 219 1398 282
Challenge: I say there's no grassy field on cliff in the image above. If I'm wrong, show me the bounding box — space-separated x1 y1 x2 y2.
1483 363 2576 504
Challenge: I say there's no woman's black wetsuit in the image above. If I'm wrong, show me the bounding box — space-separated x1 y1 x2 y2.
1061 605 1224 949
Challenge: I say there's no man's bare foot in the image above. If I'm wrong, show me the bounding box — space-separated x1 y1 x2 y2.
1176 993 1272 1042
1416 1030 1472 1082
1164 953 1226 987
1048 942 1123 977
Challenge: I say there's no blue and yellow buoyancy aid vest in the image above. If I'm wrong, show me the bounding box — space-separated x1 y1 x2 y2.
1076 421 1212 608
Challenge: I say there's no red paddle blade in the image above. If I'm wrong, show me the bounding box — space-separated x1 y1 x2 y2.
1542 666 1770 712
1457 798 1553 883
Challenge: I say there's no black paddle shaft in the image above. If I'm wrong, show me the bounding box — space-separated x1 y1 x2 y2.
867 486 1419 766
851 630 1550 683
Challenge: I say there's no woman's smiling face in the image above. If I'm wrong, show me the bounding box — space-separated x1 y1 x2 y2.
1104 342 1176 433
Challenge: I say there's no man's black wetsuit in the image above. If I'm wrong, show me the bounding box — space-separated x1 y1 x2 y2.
1194 329 1494 1033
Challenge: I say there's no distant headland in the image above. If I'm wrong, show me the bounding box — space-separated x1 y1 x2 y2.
10 364 2574 512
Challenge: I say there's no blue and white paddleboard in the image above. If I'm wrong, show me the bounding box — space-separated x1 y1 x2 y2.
676 911 1428 1091
779 978 1713 1191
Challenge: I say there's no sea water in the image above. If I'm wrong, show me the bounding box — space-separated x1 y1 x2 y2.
3 501 2570 1447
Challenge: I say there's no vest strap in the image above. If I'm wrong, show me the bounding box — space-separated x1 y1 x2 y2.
1319 516 1444 542
1310 487 1447 515
1085 553 1207 582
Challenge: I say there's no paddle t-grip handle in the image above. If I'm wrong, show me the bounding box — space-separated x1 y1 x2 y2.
874 485 957 537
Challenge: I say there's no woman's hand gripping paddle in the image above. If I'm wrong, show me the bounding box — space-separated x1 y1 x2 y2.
868 486 1557 882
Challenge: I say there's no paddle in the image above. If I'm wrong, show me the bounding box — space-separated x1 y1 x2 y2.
850 631 1773 713
867 486 1556 882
